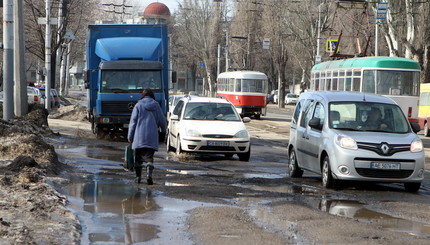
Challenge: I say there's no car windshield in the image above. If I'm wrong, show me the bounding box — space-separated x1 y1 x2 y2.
183 102 241 121
329 102 410 133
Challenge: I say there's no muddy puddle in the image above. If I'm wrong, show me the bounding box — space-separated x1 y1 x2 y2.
234 183 430 238
56 145 219 244
55 142 430 243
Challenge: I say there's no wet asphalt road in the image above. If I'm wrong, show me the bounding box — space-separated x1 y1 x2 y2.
50 102 430 244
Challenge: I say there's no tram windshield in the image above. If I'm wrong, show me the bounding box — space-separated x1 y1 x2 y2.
237 79 267 93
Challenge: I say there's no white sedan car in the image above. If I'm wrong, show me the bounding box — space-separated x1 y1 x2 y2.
167 96 251 161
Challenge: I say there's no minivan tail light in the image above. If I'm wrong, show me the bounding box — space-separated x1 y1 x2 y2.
408 107 412 118
34 96 38 102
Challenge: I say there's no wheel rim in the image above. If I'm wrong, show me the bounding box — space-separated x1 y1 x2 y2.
176 136 181 154
322 161 329 186
289 151 296 174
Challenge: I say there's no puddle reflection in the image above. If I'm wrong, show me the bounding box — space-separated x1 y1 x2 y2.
235 183 430 238
66 178 160 244
318 199 430 237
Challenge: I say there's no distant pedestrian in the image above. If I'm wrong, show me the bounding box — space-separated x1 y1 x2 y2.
128 89 166 185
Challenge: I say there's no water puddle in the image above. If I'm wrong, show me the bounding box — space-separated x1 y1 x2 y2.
235 183 430 237
58 145 220 244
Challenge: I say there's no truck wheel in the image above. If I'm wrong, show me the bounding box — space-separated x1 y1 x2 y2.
95 128 108 140
424 122 430 137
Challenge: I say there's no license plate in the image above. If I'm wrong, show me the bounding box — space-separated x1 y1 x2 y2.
123 124 129 128
207 141 229 147
370 162 400 170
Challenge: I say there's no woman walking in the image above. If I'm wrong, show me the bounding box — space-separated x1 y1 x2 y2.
128 89 166 185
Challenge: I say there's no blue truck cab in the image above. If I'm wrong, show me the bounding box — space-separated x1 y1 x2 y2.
85 24 170 138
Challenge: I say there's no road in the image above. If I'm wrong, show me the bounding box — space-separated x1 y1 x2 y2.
47 102 430 244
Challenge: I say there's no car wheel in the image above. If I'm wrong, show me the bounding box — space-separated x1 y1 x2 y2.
288 149 303 177
238 145 251 161
166 134 174 152
224 153 234 158
176 135 183 154
424 122 430 137
322 156 336 188
404 182 421 192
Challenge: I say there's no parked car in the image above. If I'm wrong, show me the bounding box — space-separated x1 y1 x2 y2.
50 89 60 108
273 89 290 104
27 86 43 104
288 91 424 192
166 96 251 161
285 93 299 105
38 88 60 108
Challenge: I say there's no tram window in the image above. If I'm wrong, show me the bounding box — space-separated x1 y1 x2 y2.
353 70 361 76
362 70 376 93
320 78 326 91
419 92 430 106
229 78 235 92
326 79 332 90
333 78 338 90
352 78 360 91
339 77 345 91
235 79 241 92
345 78 352 91
333 71 339 77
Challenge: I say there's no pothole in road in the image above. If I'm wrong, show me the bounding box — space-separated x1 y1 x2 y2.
235 183 430 238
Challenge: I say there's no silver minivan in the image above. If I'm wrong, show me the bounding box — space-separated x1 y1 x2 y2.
288 91 424 192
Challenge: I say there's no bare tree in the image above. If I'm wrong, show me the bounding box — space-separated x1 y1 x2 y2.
174 0 224 96
24 0 100 88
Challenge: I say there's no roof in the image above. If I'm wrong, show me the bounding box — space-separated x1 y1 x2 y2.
182 97 231 104
144 2 171 16
217 71 268 80
298 91 397 105
312 56 421 71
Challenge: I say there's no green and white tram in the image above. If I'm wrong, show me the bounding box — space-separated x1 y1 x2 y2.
310 56 421 122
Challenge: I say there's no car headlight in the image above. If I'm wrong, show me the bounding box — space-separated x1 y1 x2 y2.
185 128 201 137
335 135 357 150
411 139 423 152
235 130 249 138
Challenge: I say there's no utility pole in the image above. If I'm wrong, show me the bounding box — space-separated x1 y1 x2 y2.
56 0 64 95
45 0 52 110
3 0 14 120
14 0 27 116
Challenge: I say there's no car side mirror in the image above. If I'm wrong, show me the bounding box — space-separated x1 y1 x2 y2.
309 118 322 130
242 117 251 123
170 114 179 121
410 122 420 134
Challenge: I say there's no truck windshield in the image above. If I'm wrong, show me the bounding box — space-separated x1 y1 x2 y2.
101 70 162 92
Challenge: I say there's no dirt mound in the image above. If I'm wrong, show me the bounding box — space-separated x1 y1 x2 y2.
48 104 88 121
0 101 79 243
